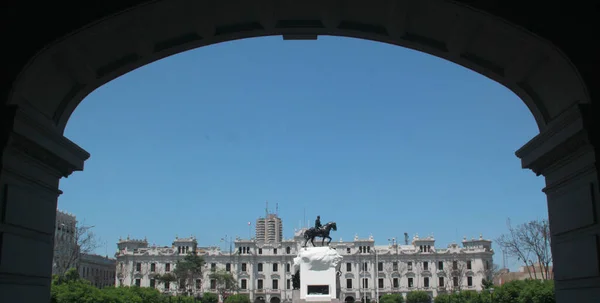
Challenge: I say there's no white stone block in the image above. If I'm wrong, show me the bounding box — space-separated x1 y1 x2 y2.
293 247 343 302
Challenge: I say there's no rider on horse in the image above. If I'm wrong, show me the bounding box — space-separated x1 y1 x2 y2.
315 216 322 232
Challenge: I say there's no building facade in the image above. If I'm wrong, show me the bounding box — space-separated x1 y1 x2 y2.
79 253 117 288
116 227 493 302
53 210 78 275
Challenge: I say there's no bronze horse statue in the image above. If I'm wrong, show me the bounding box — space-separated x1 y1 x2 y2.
303 221 337 247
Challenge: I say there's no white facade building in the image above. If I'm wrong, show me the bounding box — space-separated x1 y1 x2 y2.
115 229 493 302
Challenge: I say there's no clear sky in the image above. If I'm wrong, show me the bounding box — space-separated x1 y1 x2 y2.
58 36 547 271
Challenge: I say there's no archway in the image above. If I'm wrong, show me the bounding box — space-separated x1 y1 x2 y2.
269 296 281 303
255 296 266 303
1 1 598 303
345 295 355 303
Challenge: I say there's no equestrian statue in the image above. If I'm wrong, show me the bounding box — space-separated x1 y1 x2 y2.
303 215 337 247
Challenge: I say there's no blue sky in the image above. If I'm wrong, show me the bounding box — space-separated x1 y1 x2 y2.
58 36 546 270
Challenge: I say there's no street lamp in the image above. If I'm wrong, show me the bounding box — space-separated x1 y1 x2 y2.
220 235 235 273
489 288 494 302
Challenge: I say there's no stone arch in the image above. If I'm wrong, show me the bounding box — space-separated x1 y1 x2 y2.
345 296 355 303
7 0 588 134
269 296 281 303
255 296 266 303
1 1 599 303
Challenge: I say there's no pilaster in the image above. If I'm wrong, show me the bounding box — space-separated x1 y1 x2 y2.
0 104 90 303
516 103 600 302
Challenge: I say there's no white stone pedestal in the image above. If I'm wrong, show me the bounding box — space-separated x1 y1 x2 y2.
293 247 343 302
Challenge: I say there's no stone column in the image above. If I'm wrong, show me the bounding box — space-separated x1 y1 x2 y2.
516 103 600 303
0 104 90 303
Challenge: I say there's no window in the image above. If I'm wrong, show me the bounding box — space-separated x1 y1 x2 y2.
166 263 171 272
439 277 444 287
408 262 413 271
393 278 399 288
274 248 277 254
150 279 156 288
135 263 141 272
485 260 490 270
393 262 398 271
211 263 216 272
286 263 291 272
196 279 202 289
347 263 352 272
378 278 384 289
467 260 472 270
347 279 353 289
258 263 263 272
241 279 247 289
210 279 216 289
135 279 141 287
226 263 231 272
378 262 383 272
119 279 123 286
273 263 278 272
453 261 458 270
453 277 459 287
424 277 429 288
408 278 414 288
438 261 444 271
286 247 291 254
363 262 368 271
467 276 473 287
257 279 263 289
423 262 429 271
347 248 351 254
272 279 278 290
242 263 247 272
362 278 369 288
258 248 263 254
287 279 291 289
165 282 170 290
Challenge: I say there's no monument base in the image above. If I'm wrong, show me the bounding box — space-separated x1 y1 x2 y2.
293 246 343 303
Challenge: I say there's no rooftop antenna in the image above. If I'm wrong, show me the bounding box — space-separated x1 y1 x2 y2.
266 200 269 217
276 203 279 216
303 208 306 229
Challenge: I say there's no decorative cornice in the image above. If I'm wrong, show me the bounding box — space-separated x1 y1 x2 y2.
7 104 90 177
515 103 592 176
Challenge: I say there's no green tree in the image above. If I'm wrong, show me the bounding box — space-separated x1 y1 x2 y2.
202 292 219 303
173 254 205 293
155 272 178 291
209 269 238 300
406 291 430 303
380 293 404 303
225 294 251 303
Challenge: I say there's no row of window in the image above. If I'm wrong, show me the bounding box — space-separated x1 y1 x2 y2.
353 260 477 272
133 259 486 274
130 276 476 291
132 277 293 291
134 262 293 273
349 276 475 289
238 247 293 255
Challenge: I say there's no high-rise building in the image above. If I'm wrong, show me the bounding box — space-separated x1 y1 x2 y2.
53 210 78 275
255 213 283 243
